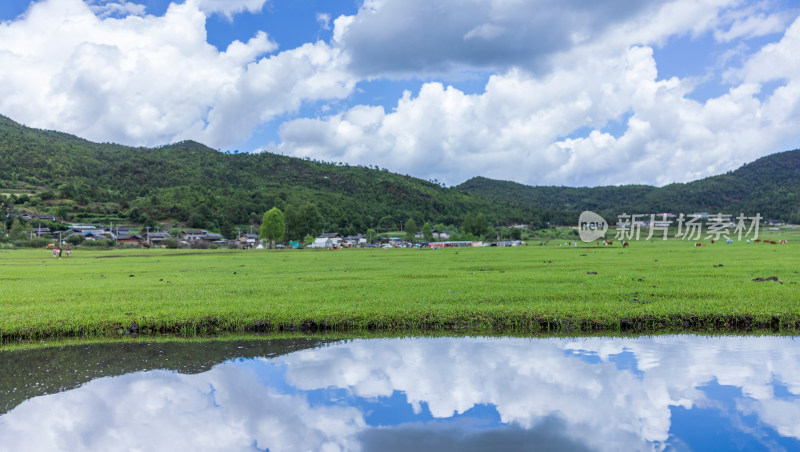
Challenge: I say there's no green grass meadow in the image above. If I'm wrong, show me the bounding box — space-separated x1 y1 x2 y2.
1 231 799 343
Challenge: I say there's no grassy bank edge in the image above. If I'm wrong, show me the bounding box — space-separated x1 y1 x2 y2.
3 312 799 346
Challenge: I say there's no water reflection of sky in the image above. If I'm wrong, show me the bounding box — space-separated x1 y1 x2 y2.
2 336 800 452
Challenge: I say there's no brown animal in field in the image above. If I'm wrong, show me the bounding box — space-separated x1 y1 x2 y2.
766 240 779 244
695 243 706 247
603 240 613 245
622 241 629 248
780 240 788 244
754 239 761 242
711 239 716 244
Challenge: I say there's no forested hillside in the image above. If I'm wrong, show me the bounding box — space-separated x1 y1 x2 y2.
0 115 534 236
457 149 800 224
1 114 798 236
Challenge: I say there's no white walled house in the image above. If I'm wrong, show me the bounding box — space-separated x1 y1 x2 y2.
308 237 334 249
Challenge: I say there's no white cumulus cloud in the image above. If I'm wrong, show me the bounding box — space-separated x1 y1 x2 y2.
274 0 800 186
0 0 354 149
0 365 366 452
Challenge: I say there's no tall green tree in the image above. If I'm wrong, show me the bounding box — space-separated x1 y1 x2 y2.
405 218 417 243
462 212 488 237
422 222 433 242
366 228 377 243
220 222 235 240
284 205 300 240
291 203 323 238
474 213 488 237
461 213 475 236
260 207 285 249
9 218 26 238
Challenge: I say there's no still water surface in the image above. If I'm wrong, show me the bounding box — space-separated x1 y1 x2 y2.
1 336 800 451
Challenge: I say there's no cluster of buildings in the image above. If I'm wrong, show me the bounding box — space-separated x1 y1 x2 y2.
8 213 529 250
13 219 248 248
306 232 524 249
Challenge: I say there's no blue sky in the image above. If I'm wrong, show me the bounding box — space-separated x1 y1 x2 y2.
1 0 800 187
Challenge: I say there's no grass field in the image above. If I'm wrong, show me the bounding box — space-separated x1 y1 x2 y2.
1 230 799 344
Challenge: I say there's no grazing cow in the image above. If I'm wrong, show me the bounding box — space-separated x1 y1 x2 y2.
622 241 629 248
711 239 716 244
695 242 706 247
754 239 762 242
780 240 788 244
766 240 779 245
604 240 613 246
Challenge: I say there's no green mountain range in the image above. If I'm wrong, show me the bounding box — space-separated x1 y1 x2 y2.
457 149 800 224
1 114 798 236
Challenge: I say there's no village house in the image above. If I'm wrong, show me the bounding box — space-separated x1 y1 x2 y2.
32 227 51 237
180 229 207 242
238 233 260 249
81 230 111 241
200 232 223 244
148 232 172 246
116 234 143 245
319 232 343 246
308 236 335 249
69 223 101 230
112 225 133 235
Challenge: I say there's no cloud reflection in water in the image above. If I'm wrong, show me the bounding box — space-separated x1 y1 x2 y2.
1 336 799 452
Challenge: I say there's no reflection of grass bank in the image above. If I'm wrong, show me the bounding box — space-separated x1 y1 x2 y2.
1 234 799 343
0 337 336 415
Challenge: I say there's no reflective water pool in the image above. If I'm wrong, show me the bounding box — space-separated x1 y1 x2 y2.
2 336 799 451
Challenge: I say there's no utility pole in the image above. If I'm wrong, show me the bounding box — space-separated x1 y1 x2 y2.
146 226 151 246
